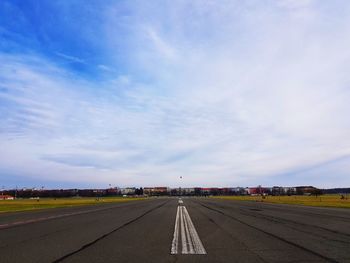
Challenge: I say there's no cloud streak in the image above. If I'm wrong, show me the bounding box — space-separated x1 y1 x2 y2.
1 1 350 188
55 52 85 64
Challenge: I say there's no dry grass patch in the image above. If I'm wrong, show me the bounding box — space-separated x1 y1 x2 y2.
0 196 146 213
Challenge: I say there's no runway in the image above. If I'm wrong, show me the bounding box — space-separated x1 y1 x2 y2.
0 197 349 262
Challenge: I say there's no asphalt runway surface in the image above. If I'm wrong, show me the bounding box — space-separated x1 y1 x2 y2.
0 197 349 263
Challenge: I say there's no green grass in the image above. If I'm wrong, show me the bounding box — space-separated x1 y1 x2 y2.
0 196 146 213
212 194 350 208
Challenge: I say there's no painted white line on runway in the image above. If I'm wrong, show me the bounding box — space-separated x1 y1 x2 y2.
178 199 183 204
171 206 180 254
170 203 206 255
183 206 206 254
180 205 188 254
182 206 195 254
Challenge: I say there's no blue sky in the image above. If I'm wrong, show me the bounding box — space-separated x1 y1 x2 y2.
1 0 350 189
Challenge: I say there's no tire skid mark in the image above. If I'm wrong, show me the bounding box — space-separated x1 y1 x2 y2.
53 201 169 263
0 202 148 230
219 199 350 221
189 202 269 263
238 210 350 244
206 199 350 238
196 201 340 263
0 226 71 249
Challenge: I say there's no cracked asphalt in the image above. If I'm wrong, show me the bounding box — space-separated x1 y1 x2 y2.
0 197 349 263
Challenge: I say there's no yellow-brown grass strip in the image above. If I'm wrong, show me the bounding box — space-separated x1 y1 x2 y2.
212 194 350 208
0 196 146 213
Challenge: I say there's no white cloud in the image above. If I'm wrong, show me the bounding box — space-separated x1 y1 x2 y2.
277 0 314 9
102 0 350 187
56 52 85 64
145 27 177 60
1 1 350 188
98 64 113 72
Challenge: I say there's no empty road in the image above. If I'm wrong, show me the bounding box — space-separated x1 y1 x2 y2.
0 197 349 262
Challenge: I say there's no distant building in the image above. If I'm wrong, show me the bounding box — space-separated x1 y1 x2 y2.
201 188 212 195
230 187 247 195
143 187 152 195
296 186 318 195
283 187 296 195
106 187 121 195
120 188 136 195
1 195 14 200
272 186 284 195
154 187 169 194
272 186 296 195
247 186 271 195
181 188 195 195
144 187 169 196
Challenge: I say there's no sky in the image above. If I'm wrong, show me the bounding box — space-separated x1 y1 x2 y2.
1 0 350 189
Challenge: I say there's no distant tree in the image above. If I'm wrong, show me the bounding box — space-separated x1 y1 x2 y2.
311 188 322 197
134 187 144 196
194 188 202 196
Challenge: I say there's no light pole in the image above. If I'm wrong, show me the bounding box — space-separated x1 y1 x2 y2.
179 176 183 196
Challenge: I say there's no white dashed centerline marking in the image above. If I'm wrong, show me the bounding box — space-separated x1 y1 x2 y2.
170 206 180 254
171 199 206 255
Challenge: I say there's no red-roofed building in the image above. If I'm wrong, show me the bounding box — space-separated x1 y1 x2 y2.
1 195 14 200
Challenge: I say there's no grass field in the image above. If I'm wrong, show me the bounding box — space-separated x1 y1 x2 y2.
0 196 146 213
213 194 350 208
